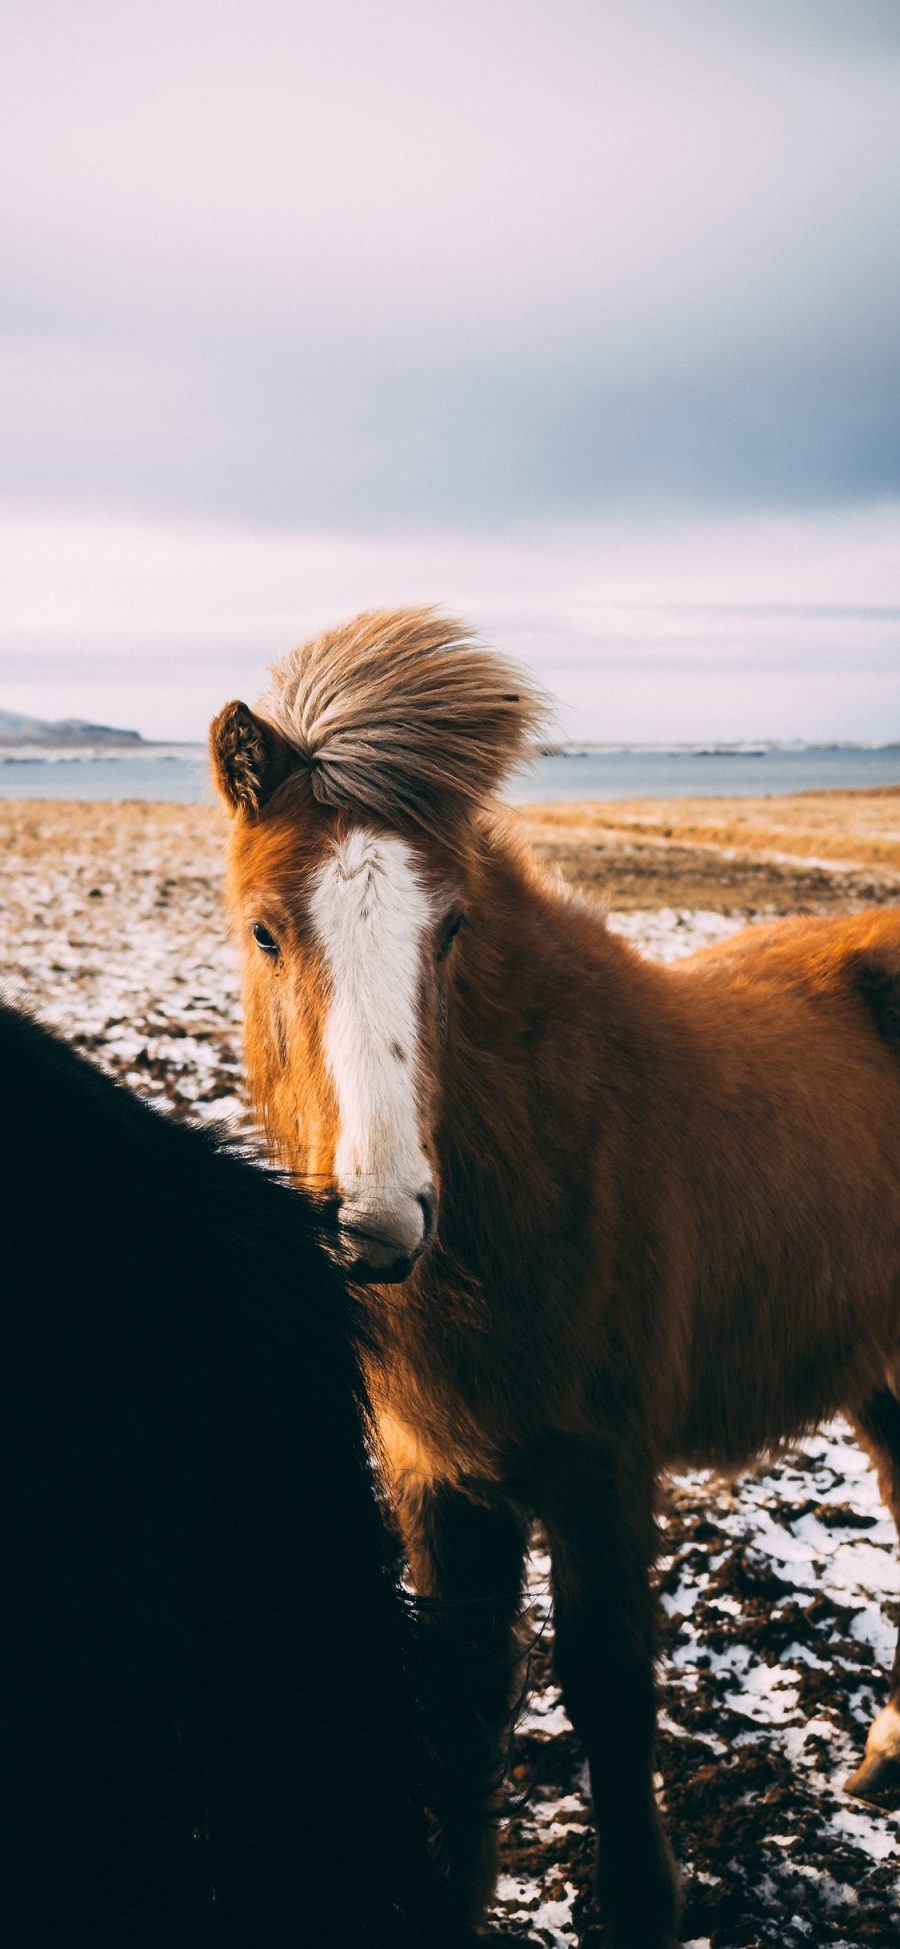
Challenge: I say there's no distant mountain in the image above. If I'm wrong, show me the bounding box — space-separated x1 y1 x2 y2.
0 708 145 748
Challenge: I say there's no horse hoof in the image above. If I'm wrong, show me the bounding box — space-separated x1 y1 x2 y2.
598 1829 681 1949
846 1754 900 1807
846 1700 900 1807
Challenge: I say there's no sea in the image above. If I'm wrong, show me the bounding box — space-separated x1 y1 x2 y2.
2 742 900 803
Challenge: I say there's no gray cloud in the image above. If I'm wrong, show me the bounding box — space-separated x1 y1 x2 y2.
3 339 899 527
1 1 898 526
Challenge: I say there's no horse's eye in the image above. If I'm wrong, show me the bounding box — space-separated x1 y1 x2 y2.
436 912 466 962
252 922 279 956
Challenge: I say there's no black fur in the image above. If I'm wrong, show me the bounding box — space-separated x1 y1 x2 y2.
855 949 900 1048
0 1002 466 1947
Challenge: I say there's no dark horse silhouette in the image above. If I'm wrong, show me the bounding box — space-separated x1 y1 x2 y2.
0 1000 471 1949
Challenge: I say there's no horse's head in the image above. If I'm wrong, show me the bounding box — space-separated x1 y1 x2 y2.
211 608 544 1282
216 785 469 1280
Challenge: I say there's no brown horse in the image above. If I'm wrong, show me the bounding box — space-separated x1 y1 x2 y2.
211 608 900 1949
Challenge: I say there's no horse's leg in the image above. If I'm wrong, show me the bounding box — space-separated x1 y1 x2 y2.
398 1479 529 1929
846 1386 900 1800
540 1444 680 1949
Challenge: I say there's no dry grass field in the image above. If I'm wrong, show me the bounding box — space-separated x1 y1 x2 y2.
520 787 900 914
2 784 898 929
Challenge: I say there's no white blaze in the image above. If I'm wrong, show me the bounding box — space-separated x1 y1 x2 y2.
310 828 434 1253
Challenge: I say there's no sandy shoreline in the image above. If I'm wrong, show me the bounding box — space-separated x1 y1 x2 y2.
2 792 899 1947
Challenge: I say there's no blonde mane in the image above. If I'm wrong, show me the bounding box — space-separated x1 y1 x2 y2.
256 607 548 832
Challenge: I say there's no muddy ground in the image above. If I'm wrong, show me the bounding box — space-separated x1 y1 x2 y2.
1 796 898 1948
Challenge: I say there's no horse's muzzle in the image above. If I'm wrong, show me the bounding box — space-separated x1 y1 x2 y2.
336 1187 438 1284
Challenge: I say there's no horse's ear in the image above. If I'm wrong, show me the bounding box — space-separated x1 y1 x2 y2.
209 701 297 817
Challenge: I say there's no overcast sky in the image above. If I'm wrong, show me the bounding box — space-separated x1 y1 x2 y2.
1 1 898 739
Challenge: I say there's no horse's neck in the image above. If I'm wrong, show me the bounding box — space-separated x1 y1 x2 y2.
463 819 618 1035
441 821 637 1185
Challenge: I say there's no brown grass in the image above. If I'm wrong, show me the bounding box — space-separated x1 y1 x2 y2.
523 787 900 867
517 788 900 913
1 789 898 921
0 798 224 869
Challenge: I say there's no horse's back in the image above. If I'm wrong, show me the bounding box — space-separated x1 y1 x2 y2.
677 906 900 1050
655 911 900 1457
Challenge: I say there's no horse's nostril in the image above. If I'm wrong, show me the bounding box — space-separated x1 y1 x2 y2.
417 1188 438 1245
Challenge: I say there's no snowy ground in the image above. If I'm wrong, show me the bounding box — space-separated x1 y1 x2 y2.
502 1429 899 1948
1 802 897 1946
